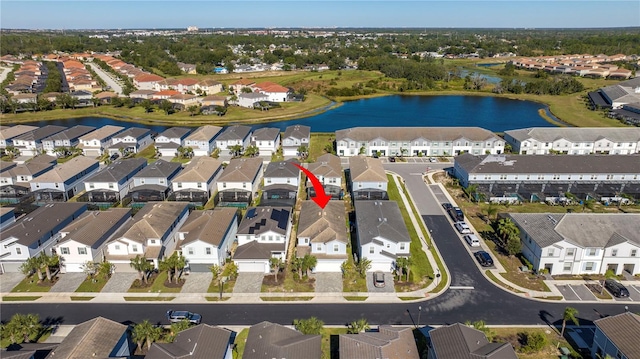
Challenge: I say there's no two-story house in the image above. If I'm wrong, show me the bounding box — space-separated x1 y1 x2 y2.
237 92 268 108
129 159 182 203
154 127 192 158
506 213 640 276
282 125 310 157
349 156 388 200
215 125 252 153
251 127 281 156
354 200 411 272
170 157 223 205
178 207 239 272
30 156 100 202
105 202 190 271
0 203 87 273
0 125 38 149
296 201 348 272
78 125 125 157
54 208 132 273
262 159 300 206
0 156 56 203
216 157 263 205
591 312 639 359
41 125 96 156
253 82 291 103
341 326 419 359
147 325 235 359
426 323 517 359
107 127 153 156
243 322 320 359
11 125 66 157
234 206 293 273
83 158 147 204
306 154 343 200
183 125 223 157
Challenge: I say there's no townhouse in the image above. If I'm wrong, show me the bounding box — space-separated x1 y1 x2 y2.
335 127 505 157
105 202 191 271
30 156 100 202
0 125 38 149
200 95 228 107
154 127 192 158
78 125 125 157
504 127 640 155
11 125 66 157
306 153 343 199
262 159 300 206
129 159 182 203
282 125 311 156
0 203 87 273
196 79 224 95
178 207 239 271
506 213 640 276
228 79 255 94
234 206 293 273
183 125 223 157
107 127 153 156
354 200 411 272
216 157 263 205
171 157 223 205
251 127 281 156
134 73 164 90
83 158 147 204
54 208 132 273
296 201 348 272
591 312 639 359
215 125 252 152
0 156 56 202
41 125 96 156
349 155 388 200
453 153 640 202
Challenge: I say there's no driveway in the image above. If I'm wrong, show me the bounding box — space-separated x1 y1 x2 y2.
101 273 138 293
0 272 25 293
314 273 343 293
233 273 264 293
366 272 395 293
181 272 212 293
50 273 86 293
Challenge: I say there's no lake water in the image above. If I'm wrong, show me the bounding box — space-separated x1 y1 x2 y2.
20 95 556 133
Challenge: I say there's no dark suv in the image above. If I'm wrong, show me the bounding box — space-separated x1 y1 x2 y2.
604 279 630 298
474 251 494 267
448 207 464 222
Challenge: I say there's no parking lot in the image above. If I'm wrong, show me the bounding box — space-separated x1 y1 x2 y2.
556 284 598 301
612 284 640 301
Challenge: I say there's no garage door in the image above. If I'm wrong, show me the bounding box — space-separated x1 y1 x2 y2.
84 149 101 157
369 261 392 273
0 262 23 273
112 262 136 273
62 263 84 273
237 261 267 273
314 261 342 273
188 263 213 273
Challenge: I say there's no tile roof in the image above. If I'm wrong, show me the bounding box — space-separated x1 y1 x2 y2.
504 127 640 143
354 201 411 245
243 321 321 359
297 201 348 244
46 317 129 359
59 208 132 247
217 157 262 183
85 157 146 183
594 312 640 359
238 206 291 236
231 79 255 86
179 208 238 246
173 157 222 183
1 203 87 246
31 156 98 184
135 73 164 82
349 156 387 182
336 127 501 142
429 323 517 359
339 326 419 359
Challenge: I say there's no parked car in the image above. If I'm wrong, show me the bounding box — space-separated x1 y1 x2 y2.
604 279 630 298
454 221 472 234
388 157 396 162
429 157 437 163
166 310 202 324
464 234 481 247
373 271 385 288
447 206 465 222
109 153 119 161
474 251 494 267
442 203 453 211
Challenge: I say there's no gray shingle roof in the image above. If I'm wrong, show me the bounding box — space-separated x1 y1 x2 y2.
354 201 410 245
455 153 640 174
297 201 348 244
349 156 387 182
0 125 38 141
217 157 262 183
31 156 98 183
263 159 300 179
114 202 189 244
594 312 640 359
113 127 151 140
78 125 125 142
45 317 129 359
13 125 66 142
85 158 147 183
133 159 181 179
283 125 310 141
237 206 291 236
179 208 238 246
184 125 223 142
239 92 268 100
146 324 233 359
504 127 640 143
1 203 87 246
58 208 132 248
172 157 222 182
233 241 285 259
216 125 252 141
42 125 96 142
243 321 321 359
252 127 280 141
429 323 517 359
336 127 500 142
157 127 191 140
307 154 343 179
339 326 419 359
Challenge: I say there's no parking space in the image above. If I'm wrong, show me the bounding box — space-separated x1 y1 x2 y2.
557 285 581 301
365 272 395 293
101 273 138 293
314 272 343 293
570 284 597 301
556 284 599 301
629 285 640 301
181 272 212 293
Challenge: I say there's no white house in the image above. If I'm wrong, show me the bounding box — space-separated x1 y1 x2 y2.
105 202 191 271
296 201 348 272
0 156 56 202
11 125 66 157
251 127 281 156
41 125 96 156
216 157 263 205
154 127 192 158
307 154 343 199
54 208 132 273
83 158 147 203
507 213 640 276
183 125 223 157
107 127 153 156
0 203 87 273
0 125 38 149
349 156 388 200
262 159 300 206
591 312 640 359
78 125 125 157
237 92 268 108
215 125 252 152
30 156 100 202
129 159 183 203
253 82 291 103
234 206 293 273
282 125 310 157
354 201 411 272
178 207 239 272
134 73 164 90
171 157 223 205
196 79 224 95
504 127 640 155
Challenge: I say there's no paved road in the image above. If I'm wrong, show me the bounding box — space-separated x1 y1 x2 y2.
87 62 123 94
0 67 13 83
1 163 638 326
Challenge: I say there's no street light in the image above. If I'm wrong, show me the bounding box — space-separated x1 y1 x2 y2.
417 306 422 328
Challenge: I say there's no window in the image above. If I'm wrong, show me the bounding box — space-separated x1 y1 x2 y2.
197 182 202 188
316 244 322 251
90 183 95 189
268 235 273 241
205 248 211 255
632 249 637 257
150 240 155 244
386 243 391 249
611 249 617 257
188 248 194 255
115 245 120 250
16 248 21 255
566 248 575 256
547 248 554 256
178 183 182 188
400 243 406 251
563 262 572 272
78 247 87 255
333 244 339 252
369 246 374 254
108 183 114 189
587 248 597 256
585 262 595 271
132 245 138 252
140 179 145 184
60 247 70 255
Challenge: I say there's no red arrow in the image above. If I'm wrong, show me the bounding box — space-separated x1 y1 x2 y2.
292 163 331 209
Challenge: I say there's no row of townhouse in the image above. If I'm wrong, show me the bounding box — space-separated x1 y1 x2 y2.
4 60 46 95
60 57 101 92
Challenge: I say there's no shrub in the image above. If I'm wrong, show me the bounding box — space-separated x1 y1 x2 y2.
518 331 547 353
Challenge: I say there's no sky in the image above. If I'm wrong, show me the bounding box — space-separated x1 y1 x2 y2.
1 0 639 30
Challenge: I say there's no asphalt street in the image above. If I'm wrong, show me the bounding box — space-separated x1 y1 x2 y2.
1 163 638 326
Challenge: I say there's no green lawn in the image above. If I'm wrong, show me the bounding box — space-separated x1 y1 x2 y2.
2 296 41 301
207 279 236 294
70 296 95 301
135 145 158 162
344 296 368 301
127 271 183 293
322 327 349 359
75 275 108 292
123 296 175 301
308 133 335 162
233 329 249 359
11 276 53 293
260 296 313 301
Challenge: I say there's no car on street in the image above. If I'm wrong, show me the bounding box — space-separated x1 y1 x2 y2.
447 206 465 222
110 153 119 161
166 310 202 324
604 279 630 298
454 221 472 234
474 251 494 267
442 203 453 211
464 234 481 247
373 271 385 288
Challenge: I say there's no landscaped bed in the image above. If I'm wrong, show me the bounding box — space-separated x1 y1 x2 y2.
128 271 184 293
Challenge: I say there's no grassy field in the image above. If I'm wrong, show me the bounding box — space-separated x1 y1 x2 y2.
493 327 580 359
308 133 335 162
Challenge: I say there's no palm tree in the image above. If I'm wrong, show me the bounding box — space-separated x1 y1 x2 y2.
291 256 304 278
210 264 222 283
297 145 309 159
293 317 324 335
483 202 498 222
130 255 153 284
140 99 154 113
269 257 283 283
340 260 353 278
496 218 519 245
228 144 243 157
160 252 187 284
463 184 479 202
4 145 20 159
356 257 372 278
347 318 370 334
244 145 259 158
396 257 408 281
133 319 162 350
2 313 42 344
39 253 59 281
301 254 317 277
167 319 191 342
561 307 579 336
98 261 113 280
20 256 44 281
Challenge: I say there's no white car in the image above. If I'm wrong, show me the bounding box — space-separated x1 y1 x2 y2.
454 221 472 234
429 157 437 163
464 234 481 247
